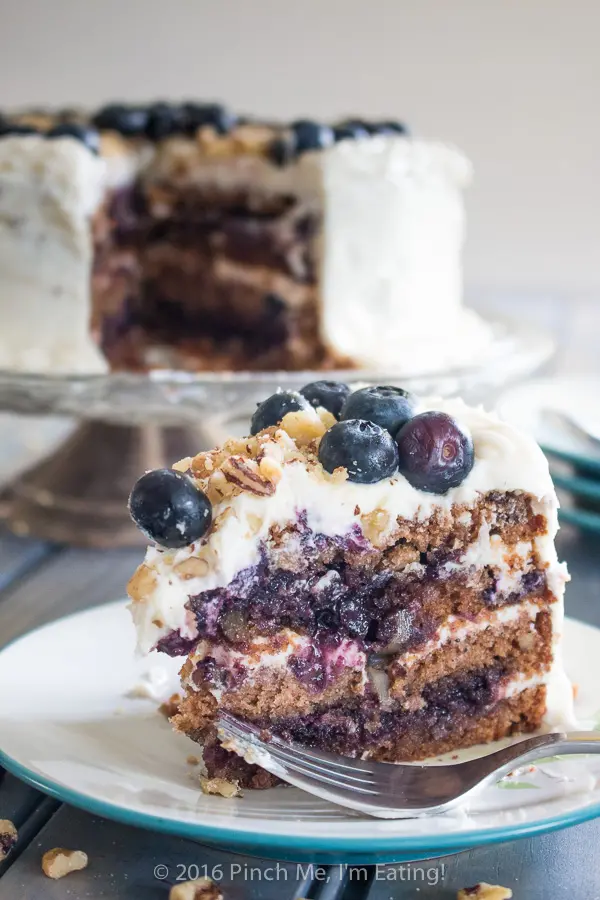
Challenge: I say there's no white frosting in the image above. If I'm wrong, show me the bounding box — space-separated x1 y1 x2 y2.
0 136 107 373
317 136 491 371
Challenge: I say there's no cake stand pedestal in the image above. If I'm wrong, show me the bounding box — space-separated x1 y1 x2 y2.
0 316 555 548
2 421 205 548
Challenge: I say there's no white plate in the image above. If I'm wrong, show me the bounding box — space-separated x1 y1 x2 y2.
1 601 599 864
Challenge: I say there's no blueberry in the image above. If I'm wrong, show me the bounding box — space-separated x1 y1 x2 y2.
47 123 100 154
318 419 398 484
371 121 409 136
268 133 296 167
0 122 39 137
340 386 416 437
396 411 474 494
92 103 149 136
128 468 212 548
300 380 351 419
250 390 309 435
183 102 236 136
333 119 370 141
145 102 186 140
291 120 334 154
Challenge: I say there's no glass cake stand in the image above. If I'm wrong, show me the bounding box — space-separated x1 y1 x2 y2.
0 316 554 548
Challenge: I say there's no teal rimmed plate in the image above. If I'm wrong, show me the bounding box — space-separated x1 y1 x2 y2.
1 601 599 865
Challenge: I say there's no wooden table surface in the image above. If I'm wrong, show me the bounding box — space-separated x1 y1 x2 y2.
2 293 600 899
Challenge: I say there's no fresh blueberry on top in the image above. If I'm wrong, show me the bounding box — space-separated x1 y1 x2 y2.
0 122 39 136
291 120 334 154
183 102 236 136
371 121 409 136
145 103 186 140
47 123 101 154
340 386 416 437
300 380 351 419
396 411 474 494
333 119 370 141
128 468 212 549
92 103 149 136
268 132 297 167
250 390 309 435
318 419 399 484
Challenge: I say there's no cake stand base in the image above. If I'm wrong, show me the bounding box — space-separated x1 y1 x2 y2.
2 421 206 548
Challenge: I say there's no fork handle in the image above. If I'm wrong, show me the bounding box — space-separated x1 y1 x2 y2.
487 731 600 784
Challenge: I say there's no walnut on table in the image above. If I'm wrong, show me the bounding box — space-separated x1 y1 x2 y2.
458 884 513 899
41 847 88 879
169 877 223 900
0 819 17 861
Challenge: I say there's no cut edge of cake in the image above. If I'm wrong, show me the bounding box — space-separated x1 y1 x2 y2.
126 390 574 788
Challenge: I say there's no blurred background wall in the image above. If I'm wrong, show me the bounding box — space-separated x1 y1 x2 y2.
0 0 598 297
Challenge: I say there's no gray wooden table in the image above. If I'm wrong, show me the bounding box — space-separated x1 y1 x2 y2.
0 523 599 900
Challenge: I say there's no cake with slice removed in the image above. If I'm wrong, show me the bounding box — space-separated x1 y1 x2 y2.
126 382 573 788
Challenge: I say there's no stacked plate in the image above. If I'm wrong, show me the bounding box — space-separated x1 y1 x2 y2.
498 376 600 533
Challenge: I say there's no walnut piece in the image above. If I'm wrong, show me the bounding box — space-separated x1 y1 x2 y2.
199 776 241 798
220 456 276 496
41 848 88 879
169 877 223 900
174 557 209 579
458 884 513 899
159 693 182 718
172 457 193 473
0 819 17 861
280 409 327 445
127 564 157 603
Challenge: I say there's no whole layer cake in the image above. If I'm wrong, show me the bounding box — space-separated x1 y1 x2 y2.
0 103 489 374
127 382 573 788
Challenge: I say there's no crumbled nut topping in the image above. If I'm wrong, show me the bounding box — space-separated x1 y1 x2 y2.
127 564 157 603
279 410 327 446
172 457 193 473
0 819 17 861
41 848 88 879
174 557 210 579
458 884 513 899
220 456 276 496
159 693 182 718
199 776 241 798
169 877 223 900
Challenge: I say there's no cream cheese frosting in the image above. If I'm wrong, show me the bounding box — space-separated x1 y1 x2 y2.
0 136 107 373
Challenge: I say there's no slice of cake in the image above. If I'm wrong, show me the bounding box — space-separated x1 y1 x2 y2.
0 104 489 374
127 382 573 787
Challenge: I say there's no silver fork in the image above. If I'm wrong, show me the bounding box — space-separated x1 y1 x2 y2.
217 712 600 819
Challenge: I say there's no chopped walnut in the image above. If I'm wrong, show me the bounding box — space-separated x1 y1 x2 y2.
0 819 17 861
172 457 193 473
199 776 241 798
127 564 157 603
159 693 182 718
191 451 215 478
41 848 88 879
458 884 513 899
361 509 392 548
174 557 209 579
186 755 201 766
169 877 223 900
280 409 327 445
220 456 276 496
